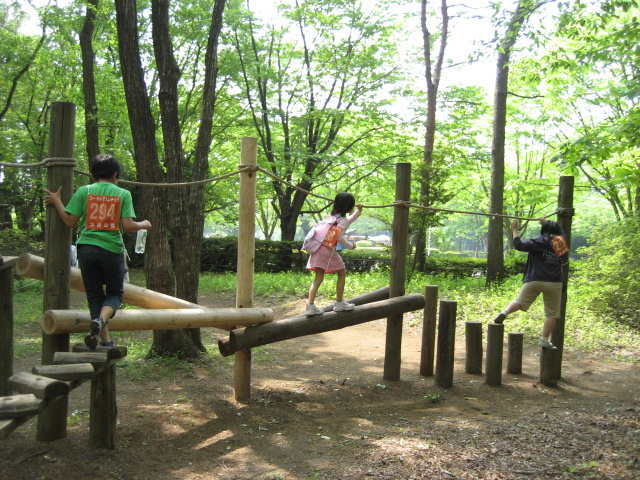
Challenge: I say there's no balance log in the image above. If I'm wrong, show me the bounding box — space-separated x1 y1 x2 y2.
0 394 39 419
219 293 425 356
8 372 70 399
41 307 274 334
17 253 199 310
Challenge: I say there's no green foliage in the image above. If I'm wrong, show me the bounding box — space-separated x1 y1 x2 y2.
0 228 44 256
573 218 640 329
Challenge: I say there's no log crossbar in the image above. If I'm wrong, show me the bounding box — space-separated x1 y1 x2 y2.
219 293 425 356
42 307 274 334
0 346 127 444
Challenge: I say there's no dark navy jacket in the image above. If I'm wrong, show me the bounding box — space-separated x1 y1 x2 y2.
513 233 566 283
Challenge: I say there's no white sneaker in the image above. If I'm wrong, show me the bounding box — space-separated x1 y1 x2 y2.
306 304 324 316
538 338 554 348
333 300 355 312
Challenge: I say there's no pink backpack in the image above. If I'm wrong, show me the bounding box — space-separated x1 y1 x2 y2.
301 216 338 254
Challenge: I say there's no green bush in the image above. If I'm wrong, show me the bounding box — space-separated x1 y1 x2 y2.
572 218 640 329
0 229 45 256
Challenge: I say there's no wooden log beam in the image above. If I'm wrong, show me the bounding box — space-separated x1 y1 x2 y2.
41 307 273 334
220 294 425 356
17 253 202 310
0 394 39 419
8 372 70 398
32 364 96 381
53 351 109 369
72 344 128 359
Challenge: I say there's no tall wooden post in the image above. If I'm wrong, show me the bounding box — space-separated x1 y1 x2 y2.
383 163 411 381
551 175 574 381
38 101 76 441
234 137 257 401
419 285 438 376
0 257 18 396
485 323 504 386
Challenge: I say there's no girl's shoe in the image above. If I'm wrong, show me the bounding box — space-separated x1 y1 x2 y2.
99 341 115 347
306 304 324 316
333 300 355 312
538 338 554 348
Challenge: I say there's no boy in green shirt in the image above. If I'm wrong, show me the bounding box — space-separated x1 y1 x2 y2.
45 154 151 349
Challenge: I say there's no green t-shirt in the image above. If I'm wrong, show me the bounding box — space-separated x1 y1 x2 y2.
65 182 136 254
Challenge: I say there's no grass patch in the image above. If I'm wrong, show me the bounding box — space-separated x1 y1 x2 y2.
8 269 640 365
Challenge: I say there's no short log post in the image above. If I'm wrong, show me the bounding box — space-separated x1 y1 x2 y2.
435 300 457 388
39 101 76 442
465 321 483 375
234 137 257 402
485 323 504 386
90 364 117 449
0 257 17 396
384 162 411 381
506 332 524 374
419 285 438 377
540 346 559 387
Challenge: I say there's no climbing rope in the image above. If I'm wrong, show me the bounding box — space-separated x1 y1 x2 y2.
0 158 558 221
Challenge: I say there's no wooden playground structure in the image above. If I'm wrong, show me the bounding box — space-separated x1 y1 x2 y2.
0 101 573 449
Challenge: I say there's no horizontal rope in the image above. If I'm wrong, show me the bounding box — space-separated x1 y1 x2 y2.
2 157 558 221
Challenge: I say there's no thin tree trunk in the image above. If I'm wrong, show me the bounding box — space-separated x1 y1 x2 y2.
486 0 537 285
80 0 100 163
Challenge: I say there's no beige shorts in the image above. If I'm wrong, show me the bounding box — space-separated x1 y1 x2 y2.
515 281 563 319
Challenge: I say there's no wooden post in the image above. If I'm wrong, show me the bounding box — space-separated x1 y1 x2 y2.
485 323 504 386
551 175 574 380
38 101 76 441
465 321 483 375
419 285 438 376
89 365 117 449
383 163 411 381
540 346 559 387
435 300 456 388
0 257 18 396
234 137 257 402
506 332 523 374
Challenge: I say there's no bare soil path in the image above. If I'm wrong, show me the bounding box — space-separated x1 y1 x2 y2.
1 291 639 480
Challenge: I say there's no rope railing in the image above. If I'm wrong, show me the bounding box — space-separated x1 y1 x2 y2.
0 158 560 221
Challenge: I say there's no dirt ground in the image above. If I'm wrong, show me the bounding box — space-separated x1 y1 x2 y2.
1 290 639 480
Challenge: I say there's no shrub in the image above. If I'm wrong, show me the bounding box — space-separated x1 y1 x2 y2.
572 218 640 329
0 229 45 256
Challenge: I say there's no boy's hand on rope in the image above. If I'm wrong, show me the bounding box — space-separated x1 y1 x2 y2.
356 203 364 212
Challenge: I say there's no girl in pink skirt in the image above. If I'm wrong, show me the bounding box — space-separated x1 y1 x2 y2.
306 192 363 316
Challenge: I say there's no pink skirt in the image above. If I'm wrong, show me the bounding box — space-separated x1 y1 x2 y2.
306 246 345 273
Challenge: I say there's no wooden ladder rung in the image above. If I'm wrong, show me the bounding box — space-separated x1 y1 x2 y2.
32 363 95 381
8 372 69 399
0 394 39 420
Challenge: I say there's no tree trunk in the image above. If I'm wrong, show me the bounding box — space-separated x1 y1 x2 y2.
80 0 100 162
486 0 535 286
415 0 449 272
114 0 175 300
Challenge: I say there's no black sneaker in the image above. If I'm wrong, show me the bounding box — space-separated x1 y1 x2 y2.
90 317 104 335
493 313 506 324
84 333 99 350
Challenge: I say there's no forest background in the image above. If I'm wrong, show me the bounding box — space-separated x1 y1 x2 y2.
1 0 639 357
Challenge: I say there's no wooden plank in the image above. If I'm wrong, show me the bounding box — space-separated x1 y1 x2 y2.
0 394 39 419
0 256 18 271
0 417 31 440
53 352 109 369
72 344 128 359
32 364 96 381
8 372 70 399
221 294 425 355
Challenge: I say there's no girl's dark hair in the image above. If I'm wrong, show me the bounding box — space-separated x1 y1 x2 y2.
91 154 121 180
331 192 356 216
540 220 562 236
